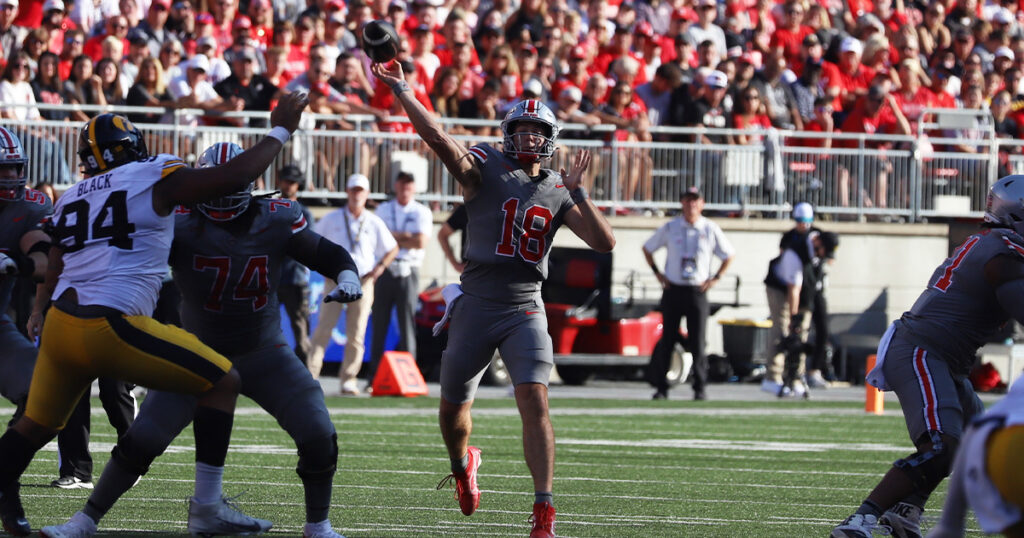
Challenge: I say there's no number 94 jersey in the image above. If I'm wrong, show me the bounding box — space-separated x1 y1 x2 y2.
170 198 308 355
51 154 186 316
461 144 576 304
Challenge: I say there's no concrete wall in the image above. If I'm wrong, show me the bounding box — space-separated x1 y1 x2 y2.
312 207 952 356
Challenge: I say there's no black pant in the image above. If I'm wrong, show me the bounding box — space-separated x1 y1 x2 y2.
369 268 419 381
810 291 832 375
278 282 312 363
648 284 709 394
57 378 136 481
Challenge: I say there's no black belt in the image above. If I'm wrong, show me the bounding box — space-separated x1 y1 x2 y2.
53 297 125 319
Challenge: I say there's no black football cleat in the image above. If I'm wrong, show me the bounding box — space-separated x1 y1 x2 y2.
0 482 31 536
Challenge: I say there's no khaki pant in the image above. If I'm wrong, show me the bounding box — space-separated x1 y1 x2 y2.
307 277 375 385
765 286 812 383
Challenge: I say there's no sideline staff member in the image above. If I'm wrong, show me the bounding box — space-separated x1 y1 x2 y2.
643 187 734 400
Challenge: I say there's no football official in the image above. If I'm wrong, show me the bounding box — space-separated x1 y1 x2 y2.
643 187 734 401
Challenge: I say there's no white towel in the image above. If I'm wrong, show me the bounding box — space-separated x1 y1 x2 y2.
432 283 464 337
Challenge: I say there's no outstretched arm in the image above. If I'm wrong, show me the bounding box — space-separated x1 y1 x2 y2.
561 150 615 253
371 62 482 199
152 92 309 215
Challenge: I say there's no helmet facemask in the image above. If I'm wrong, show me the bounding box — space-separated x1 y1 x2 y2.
196 142 253 221
986 175 1024 237
500 99 560 164
0 127 28 202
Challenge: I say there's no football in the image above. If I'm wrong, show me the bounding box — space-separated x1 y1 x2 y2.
362 19 401 64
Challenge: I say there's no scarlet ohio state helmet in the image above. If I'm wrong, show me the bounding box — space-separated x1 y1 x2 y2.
196 142 254 221
500 99 560 163
986 175 1024 237
0 127 29 202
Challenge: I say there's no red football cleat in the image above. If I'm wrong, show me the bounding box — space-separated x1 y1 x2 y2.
529 501 556 538
436 446 481 516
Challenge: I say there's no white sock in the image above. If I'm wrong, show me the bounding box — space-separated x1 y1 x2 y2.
194 462 224 504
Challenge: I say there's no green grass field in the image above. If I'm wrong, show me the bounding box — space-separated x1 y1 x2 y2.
4 395 983 537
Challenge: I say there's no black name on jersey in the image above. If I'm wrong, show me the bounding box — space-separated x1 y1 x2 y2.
77 175 112 196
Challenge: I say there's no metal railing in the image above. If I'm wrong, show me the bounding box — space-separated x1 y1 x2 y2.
0 103 1010 221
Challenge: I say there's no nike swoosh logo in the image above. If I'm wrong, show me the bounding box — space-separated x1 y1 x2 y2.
555 185 565 189
12 216 24 222
525 310 540 315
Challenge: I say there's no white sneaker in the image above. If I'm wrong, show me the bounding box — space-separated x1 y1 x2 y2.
831 513 879 538
879 502 923 538
40 511 97 538
339 379 360 396
303 520 346 538
187 495 272 536
807 371 829 388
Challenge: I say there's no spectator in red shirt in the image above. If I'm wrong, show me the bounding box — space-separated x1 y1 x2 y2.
387 0 408 37
731 85 772 144
595 24 648 85
927 65 957 108
793 96 853 206
84 15 130 63
57 28 83 79
600 80 652 201
822 36 875 114
840 85 912 208
482 43 521 107
659 9 693 64
207 0 238 53
770 0 813 70
551 45 590 104
892 59 933 133
270 21 304 82
40 0 72 56
264 45 289 86
449 39 483 100
246 0 272 48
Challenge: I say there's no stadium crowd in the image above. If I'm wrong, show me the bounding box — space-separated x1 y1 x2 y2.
2 0 1022 202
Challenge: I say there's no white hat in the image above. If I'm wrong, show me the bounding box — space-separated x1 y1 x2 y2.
0 0 18 8
793 202 814 222
704 70 728 88
840 36 864 55
523 79 543 96
188 54 210 72
996 46 1015 60
346 173 370 190
196 35 217 49
560 86 582 102
993 7 1014 24
42 0 64 12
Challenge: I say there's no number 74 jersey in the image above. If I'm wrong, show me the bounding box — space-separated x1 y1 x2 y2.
460 144 576 304
51 154 186 316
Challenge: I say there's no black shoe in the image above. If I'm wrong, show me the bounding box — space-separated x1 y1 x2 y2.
0 482 31 536
652 390 668 400
693 390 707 401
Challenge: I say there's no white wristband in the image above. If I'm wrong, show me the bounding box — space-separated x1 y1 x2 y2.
268 126 291 144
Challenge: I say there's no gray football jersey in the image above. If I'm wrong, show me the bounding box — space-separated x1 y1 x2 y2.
0 189 52 313
899 228 1022 373
460 144 576 304
170 198 309 355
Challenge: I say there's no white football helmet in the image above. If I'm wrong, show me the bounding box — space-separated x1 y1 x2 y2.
986 174 1024 236
196 142 253 221
0 127 28 202
500 99 559 163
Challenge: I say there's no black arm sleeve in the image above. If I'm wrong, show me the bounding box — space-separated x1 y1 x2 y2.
287 228 358 279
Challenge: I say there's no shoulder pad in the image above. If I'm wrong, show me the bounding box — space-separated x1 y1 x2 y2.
467 144 490 163
1002 235 1024 259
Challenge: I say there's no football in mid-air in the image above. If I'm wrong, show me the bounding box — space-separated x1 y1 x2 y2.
362 19 400 63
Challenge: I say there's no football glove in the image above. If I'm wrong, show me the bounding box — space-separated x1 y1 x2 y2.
325 269 362 303
0 252 17 276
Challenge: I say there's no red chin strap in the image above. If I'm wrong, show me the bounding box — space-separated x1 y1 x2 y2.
516 152 542 164
206 209 239 221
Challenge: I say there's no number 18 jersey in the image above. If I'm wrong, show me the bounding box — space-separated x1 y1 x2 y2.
51 154 186 316
460 144 576 304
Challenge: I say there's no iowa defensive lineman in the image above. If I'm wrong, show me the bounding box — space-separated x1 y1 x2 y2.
43 142 361 538
0 92 308 537
0 127 52 426
372 62 615 537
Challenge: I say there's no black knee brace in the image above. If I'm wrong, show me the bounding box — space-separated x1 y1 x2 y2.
296 433 337 482
893 431 956 492
110 432 164 477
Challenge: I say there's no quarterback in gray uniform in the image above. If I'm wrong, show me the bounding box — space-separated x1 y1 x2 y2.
832 175 1024 538
372 62 615 537
0 127 53 425
43 143 362 538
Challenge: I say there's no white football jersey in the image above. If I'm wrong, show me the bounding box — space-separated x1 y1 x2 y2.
52 154 186 316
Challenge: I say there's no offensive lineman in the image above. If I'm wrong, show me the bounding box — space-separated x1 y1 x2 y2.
42 142 362 538
831 175 1024 538
372 62 615 537
0 127 52 426
0 92 308 537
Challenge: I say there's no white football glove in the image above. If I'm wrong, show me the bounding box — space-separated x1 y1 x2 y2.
0 253 17 276
325 269 363 303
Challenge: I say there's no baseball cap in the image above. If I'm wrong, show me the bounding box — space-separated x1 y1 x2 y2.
149 0 171 9
233 15 252 29
520 43 538 55
195 12 214 25
996 46 1015 60
634 21 654 38
0 0 19 7
412 23 431 33
802 33 820 47
196 35 217 48
389 0 407 10
560 86 582 102
704 70 728 89
523 79 543 96
327 12 346 24
681 186 702 199
326 0 345 11
840 36 863 55
346 173 370 191
236 46 259 60
739 51 762 69
569 45 587 60
993 7 1014 24
127 29 149 45
43 0 65 12
793 202 813 222
697 0 716 7
188 54 210 72
278 164 303 182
